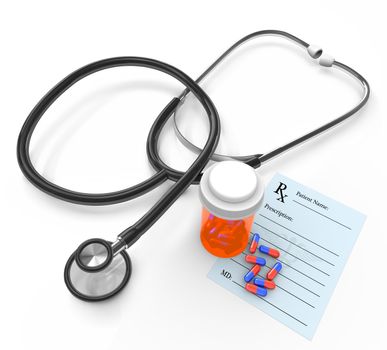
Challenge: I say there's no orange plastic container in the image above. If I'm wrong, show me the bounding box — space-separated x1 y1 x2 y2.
200 207 254 258
199 161 264 258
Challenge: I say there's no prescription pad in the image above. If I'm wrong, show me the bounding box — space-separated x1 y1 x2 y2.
207 173 366 339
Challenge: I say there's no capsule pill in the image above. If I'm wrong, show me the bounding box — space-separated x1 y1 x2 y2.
253 277 276 289
245 255 266 266
209 220 224 234
249 233 260 253
258 245 280 258
244 265 261 283
245 283 267 297
267 262 282 280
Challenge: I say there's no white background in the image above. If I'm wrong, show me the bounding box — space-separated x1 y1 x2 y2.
1 1 386 349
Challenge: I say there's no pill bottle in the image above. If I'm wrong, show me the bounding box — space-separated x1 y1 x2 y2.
199 161 264 258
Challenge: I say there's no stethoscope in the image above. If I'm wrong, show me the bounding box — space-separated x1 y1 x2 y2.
17 30 369 302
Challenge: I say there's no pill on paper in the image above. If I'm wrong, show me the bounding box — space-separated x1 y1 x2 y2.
249 233 260 253
245 255 266 266
267 262 282 280
258 245 280 258
244 265 261 283
245 283 267 297
253 277 276 289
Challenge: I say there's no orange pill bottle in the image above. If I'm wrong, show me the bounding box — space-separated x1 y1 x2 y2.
199 161 264 258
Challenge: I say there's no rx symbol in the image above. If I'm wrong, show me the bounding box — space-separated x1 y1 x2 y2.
274 182 288 203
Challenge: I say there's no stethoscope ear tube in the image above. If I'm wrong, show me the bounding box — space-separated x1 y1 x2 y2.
172 30 370 166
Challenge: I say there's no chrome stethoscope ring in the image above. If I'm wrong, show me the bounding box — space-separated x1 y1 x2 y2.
65 240 132 302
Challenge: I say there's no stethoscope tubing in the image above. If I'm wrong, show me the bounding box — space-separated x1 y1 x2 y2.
16 31 371 250
17 56 220 247
172 30 370 166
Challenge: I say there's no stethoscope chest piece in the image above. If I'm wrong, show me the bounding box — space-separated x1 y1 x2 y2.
64 239 132 302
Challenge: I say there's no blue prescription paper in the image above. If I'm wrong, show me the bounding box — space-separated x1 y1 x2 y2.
207 173 366 340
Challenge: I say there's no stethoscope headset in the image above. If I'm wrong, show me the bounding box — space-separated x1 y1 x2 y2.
17 30 369 301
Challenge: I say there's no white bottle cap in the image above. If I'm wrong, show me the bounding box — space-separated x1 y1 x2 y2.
199 161 264 220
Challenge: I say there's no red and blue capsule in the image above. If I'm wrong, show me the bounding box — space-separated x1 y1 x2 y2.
267 262 282 280
209 220 224 234
258 245 280 258
245 255 266 266
253 277 276 289
245 283 267 297
249 233 260 253
244 264 261 282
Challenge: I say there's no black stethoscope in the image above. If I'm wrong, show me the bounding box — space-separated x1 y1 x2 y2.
17 30 369 302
